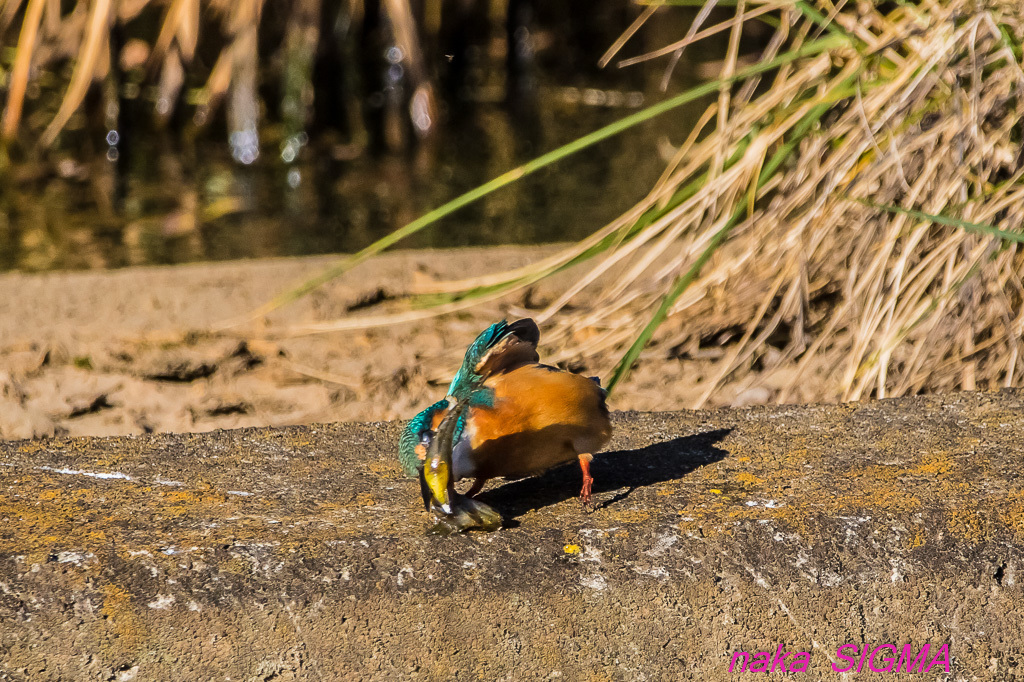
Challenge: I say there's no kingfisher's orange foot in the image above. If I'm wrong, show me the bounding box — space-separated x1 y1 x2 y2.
578 453 595 512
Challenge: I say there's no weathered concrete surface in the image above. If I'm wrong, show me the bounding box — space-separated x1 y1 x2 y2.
1 390 1022 681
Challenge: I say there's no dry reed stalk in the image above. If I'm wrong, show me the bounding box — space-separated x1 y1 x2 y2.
1 0 44 141
39 0 111 146
0 0 307 142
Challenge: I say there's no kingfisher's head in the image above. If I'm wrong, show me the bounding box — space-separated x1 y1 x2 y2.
447 319 540 397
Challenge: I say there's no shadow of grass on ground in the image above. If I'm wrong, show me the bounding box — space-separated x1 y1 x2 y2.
477 429 731 522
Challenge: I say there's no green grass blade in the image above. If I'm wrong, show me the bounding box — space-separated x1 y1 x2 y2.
238 34 850 325
997 23 1023 62
856 200 1024 244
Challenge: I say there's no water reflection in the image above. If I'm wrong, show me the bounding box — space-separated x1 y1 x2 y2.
0 1 765 272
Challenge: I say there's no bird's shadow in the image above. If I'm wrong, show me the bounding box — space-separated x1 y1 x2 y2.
475 428 731 523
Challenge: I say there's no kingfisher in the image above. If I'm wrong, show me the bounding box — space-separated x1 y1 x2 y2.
399 318 613 531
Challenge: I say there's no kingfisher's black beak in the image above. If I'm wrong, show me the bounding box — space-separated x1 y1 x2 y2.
419 470 432 511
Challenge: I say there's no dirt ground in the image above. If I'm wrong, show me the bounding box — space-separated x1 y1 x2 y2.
0 245 798 440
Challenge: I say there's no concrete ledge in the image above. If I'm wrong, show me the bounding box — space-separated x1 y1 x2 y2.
1 390 1022 680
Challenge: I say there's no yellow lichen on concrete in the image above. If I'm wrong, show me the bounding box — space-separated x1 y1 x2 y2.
16 441 49 455
913 451 955 477
735 472 765 486
606 509 652 525
945 508 987 544
100 583 150 655
368 460 404 477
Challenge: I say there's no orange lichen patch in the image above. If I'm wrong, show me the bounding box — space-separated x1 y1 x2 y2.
672 459 935 539
0 499 86 558
945 508 986 544
220 556 254 576
0 470 302 557
903 525 926 549
100 583 149 653
997 493 1024 542
604 509 651 525
368 460 403 477
913 452 955 477
676 512 710 535
834 488 922 515
286 435 314 448
16 441 49 455
156 488 236 518
977 412 1024 429
581 673 616 682
735 472 765 486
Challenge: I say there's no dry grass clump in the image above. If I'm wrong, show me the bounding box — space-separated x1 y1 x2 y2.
585 0 1024 404
264 0 1024 406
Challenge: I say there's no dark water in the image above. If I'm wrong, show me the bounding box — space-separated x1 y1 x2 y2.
0 2 769 272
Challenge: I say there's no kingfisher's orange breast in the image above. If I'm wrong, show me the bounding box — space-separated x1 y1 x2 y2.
463 364 612 479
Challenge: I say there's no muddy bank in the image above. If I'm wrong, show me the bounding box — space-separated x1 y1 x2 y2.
1 390 1021 679
0 246 557 438
0 246 792 441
